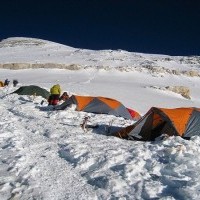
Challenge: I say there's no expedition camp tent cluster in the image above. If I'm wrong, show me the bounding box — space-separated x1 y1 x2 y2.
115 107 200 141
11 85 200 141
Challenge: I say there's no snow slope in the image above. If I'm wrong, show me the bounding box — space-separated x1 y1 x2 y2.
0 37 200 199
0 37 200 72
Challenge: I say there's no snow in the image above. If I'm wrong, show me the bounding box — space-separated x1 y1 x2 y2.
0 37 200 199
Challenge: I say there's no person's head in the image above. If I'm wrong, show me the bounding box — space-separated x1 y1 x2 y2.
60 92 69 101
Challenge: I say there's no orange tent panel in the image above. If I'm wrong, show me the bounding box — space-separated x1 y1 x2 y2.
152 113 163 128
160 108 193 136
0 81 4 87
98 97 121 109
75 96 94 111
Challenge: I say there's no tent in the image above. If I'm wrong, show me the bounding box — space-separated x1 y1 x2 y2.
55 95 140 120
0 81 4 87
12 85 50 99
115 107 200 140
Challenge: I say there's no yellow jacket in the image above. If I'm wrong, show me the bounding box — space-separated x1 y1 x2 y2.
50 84 61 95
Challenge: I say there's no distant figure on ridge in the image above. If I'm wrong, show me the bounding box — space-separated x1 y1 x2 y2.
13 79 19 87
48 84 61 105
4 79 10 86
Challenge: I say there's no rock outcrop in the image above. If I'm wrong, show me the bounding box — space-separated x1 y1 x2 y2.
165 86 191 99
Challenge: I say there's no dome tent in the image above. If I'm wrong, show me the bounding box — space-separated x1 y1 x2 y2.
12 85 50 99
55 95 140 120
115 107 200 140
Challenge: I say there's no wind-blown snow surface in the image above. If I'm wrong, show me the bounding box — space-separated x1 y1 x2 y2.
1 37 200 199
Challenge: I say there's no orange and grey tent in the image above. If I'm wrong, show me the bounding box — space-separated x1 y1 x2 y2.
0 81 4 87
55 95 139 120
115 107 200 140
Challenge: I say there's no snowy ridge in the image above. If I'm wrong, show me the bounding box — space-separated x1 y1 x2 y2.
0 37 74 49
0 37 200 74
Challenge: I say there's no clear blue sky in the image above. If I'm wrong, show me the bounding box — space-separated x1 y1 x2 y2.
1 0 200 56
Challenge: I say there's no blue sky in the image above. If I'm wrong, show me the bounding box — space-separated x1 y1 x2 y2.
1 0 200 56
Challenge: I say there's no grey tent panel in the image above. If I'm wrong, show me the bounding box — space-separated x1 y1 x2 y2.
185 110 200 137
128 112 152 139
83 98 113 113
109 104 132 120
83 98 132 119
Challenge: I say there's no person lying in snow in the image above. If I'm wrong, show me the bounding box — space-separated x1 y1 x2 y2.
48 84 61 106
